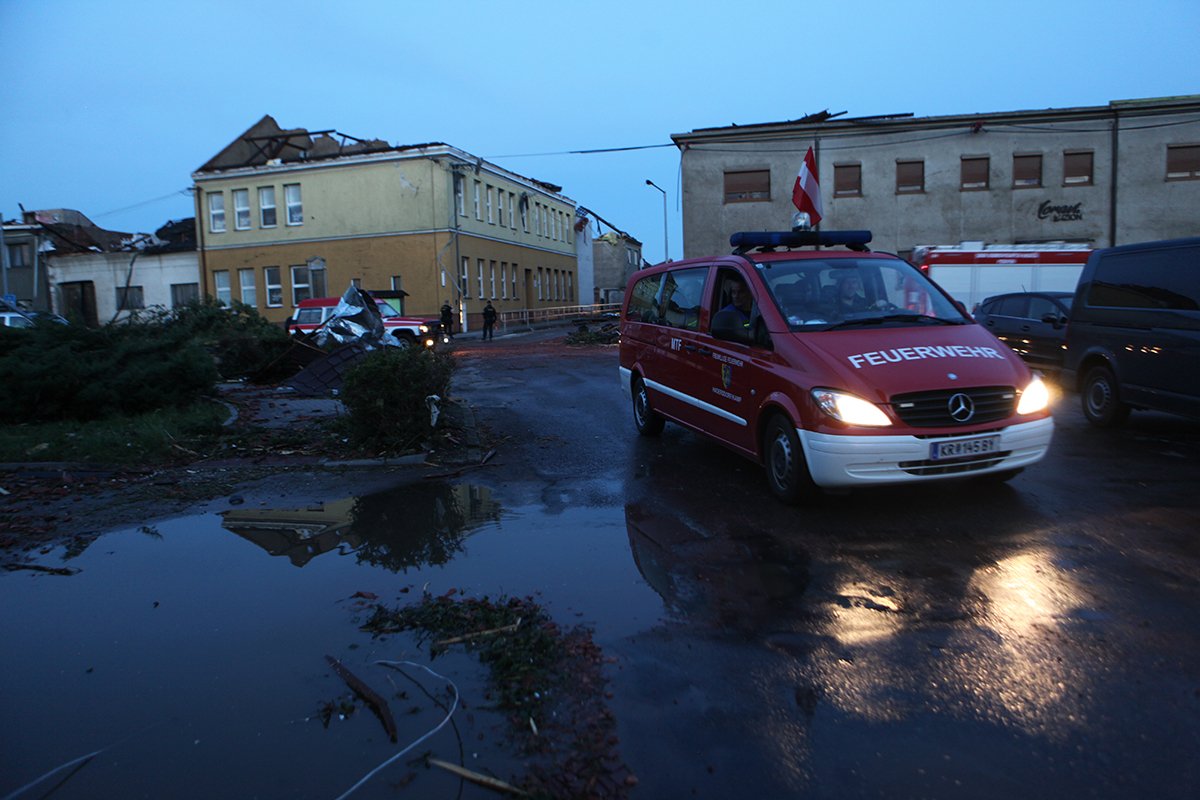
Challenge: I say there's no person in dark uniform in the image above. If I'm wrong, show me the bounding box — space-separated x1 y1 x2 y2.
482 301 497 341
439 300 454 339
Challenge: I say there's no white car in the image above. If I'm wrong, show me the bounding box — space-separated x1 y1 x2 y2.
1 311 33 328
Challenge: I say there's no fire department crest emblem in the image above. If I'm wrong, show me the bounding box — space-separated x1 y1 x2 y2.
721 364 732 389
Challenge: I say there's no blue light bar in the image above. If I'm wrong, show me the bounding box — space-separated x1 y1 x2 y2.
730 230 873 252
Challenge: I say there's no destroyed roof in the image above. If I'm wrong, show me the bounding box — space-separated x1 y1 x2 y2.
196 114 440 173
23 208 132 253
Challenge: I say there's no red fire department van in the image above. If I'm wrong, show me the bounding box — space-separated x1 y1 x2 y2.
618 228 1054 503
912 242 1092 313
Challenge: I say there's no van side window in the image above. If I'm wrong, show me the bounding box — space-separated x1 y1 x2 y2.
626 273 662 322
656 267 708 329
1089 246 1200 310
711 268 749 318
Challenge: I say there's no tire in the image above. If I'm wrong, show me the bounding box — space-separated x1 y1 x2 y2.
1081 364 1130 427
763 414 819 504
391 333 414 349
632 376 664 436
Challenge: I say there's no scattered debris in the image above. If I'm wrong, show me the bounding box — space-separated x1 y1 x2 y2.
428 758 530 796
2 562 80 576
325 655 398 742
564 322 619 346
361 593 636 798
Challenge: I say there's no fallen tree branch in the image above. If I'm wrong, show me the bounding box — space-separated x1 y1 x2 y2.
433 620 520 648
325 655 397 742
428 758 530 796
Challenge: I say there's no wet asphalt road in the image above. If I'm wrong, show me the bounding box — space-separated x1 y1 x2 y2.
452 332 1200 799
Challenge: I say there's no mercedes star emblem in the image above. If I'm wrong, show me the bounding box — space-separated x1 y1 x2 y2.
947 392 975 422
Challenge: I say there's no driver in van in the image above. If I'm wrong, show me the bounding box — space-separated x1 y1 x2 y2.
722 278 753 322
835 275 870 313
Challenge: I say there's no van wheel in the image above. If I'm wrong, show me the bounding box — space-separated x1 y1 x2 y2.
632 376 664 436
391 333 413 349
763 414 819 504
1082 364 1130 427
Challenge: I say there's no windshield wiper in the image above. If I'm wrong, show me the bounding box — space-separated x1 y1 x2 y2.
821 313 965 331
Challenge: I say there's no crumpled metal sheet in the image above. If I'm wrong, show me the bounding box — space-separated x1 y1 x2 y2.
313 285 399 348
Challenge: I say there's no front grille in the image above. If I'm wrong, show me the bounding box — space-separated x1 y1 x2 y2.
899 451 1013 476
890 386 1016 427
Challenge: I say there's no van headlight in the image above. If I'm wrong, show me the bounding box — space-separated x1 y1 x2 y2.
1016 376 1050 415
419 324 430 333
812 389 892 427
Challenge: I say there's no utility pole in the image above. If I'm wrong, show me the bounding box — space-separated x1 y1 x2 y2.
645 179 668 263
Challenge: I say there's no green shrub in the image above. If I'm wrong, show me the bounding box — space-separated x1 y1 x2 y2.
142 299 293 379
339 347 455 453
0 320 218 423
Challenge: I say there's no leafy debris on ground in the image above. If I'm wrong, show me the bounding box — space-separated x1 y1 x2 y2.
362 593 635 799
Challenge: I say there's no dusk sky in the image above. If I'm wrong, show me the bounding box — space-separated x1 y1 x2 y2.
1 0 1196 262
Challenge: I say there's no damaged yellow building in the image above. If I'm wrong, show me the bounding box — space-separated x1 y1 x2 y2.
192 116 579 330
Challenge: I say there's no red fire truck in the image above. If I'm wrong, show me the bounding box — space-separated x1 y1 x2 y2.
911 243 1092 313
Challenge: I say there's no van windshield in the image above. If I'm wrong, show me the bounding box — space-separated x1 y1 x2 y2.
755 257 969 331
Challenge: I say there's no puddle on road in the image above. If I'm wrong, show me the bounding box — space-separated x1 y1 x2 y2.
0 480 663 800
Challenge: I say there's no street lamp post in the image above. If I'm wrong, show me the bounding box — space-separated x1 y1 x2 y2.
645 179 668 263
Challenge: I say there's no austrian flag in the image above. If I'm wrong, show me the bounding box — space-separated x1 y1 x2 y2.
791 146 823 226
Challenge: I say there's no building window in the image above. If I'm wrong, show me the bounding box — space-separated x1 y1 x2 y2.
238 268 257 306
259 187 277 227
473 181 482 220
509 193 516 229
1063 151 1093 186
477 259 485 299
290 265 314 305
171 283 199 307
264 267 282 307
6 243 31 268
214 270 232 305
498 190 506 227
520 199 528 232
284 184 303 225
233 189 251 229
834 164 862 197
207 192 226 232
388 275 405 313
1013 154 1043 188
566 272 573 303
461 257 470 298
501 262 508 299
723 170 770 202
115 286 145 310
489 261 497 298
511 262 518 298
291 260 327 301
896 161 925 194
486 186 494 223
960 157 989 190
1166 144 1200 180
455 176 465 216
537 267 544 300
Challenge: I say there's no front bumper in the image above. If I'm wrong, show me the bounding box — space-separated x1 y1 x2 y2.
798 416 1054 488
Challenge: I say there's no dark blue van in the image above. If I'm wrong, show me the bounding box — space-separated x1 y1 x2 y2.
1063 237 1200 426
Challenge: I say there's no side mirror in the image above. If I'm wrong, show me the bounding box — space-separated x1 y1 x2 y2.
1041 313 1067 329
